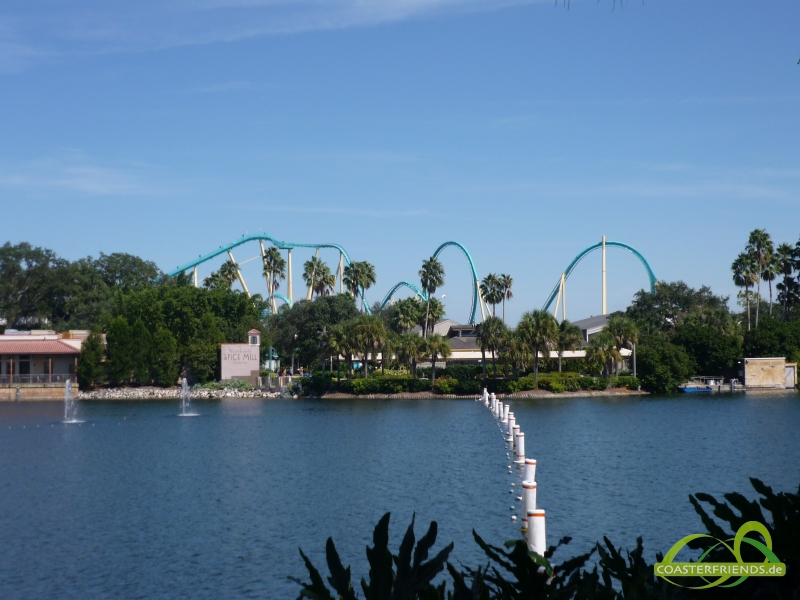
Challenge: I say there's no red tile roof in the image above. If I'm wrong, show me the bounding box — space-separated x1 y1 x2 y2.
0 340 81 355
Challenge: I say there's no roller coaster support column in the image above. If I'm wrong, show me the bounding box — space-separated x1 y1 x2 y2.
338 252 344 295
306 248 319 301
287 249 293 305
193 266 198 288
561 272 566 322
602 236 607 315
477 280 487 322
227 251 251 298
259 240 276 313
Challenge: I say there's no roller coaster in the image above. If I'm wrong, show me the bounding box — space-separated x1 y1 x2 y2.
167 234 657 325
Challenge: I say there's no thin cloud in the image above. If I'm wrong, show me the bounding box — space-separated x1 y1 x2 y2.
1 0 542 67
235 203 430 218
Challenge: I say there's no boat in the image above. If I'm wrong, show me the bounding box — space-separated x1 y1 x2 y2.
678 376 716 393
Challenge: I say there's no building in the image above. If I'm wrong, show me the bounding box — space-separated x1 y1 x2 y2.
220 329 261 386
0 330 87 400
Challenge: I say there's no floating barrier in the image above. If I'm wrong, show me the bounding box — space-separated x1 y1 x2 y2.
514 431 525 464
527 509 546 556
523 458 536 483
502 404 509 424
506 413 515 443
521 480 537 531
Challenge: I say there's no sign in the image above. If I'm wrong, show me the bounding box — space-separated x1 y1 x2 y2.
654 521 785 589
220 344 259 381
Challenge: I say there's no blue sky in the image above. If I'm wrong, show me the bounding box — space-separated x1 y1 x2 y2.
1 0 799 324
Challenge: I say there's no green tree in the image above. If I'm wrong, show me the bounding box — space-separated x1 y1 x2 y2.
636 334 694 393
556 319 582 373
151 327 180 386
419 257 444 339
426 333 452 384
416 297 445 337
203 270 229 290
500 274 514 324
475 316 506 379
389 298 422 333
626 281 730 334
76 331 105 389
585 331 622 377
480 274 503 317
732 253 758 331
0 242 66 329
262 246 287 310
94 252 160 291
218 260 240 288
747 229 773 328
395 332 426 378
775 243 796 320
130 318 152 385
343 261 377 312
106 316 133 385
185 313 226 383
352 315 387 378
743 315 800 365
674 322 742 376
517 309 558 388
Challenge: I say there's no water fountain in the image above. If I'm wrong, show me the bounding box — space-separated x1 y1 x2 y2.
179 378 198 417
64 380 80 423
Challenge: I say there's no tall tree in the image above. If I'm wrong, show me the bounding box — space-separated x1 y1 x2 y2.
390 298 422 333
762 252 780 317
130 318 152 385
746 229 773 328
475 316 506 379
517 309 559 388
776 243 796 320
151 327 180 386
76 331 105 389
426 333 452 385
419 257 445 339
262 246 287 306
343 261 377 312
500 274 514 324
732 253 757 331
352 315 386 378
106 316 133 385
585 331 623 377
416 297 445 337
555 319 582 373
218 260 240 289
480 274 503 317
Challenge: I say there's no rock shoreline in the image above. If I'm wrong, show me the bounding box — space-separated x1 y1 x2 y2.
79 386 282 400
78 387 646 401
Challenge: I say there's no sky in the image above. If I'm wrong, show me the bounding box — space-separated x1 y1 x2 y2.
1 0 799 325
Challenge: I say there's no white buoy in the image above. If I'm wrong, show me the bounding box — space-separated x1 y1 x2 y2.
506 413 515 442
514 431 525 464
502 404 510 423
526 509 546 556
521 480 537 531
523 458 537 483
495 401 502 419
512 424 520 451
490 392 496 411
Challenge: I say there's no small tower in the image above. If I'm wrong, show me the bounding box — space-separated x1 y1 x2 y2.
248 329 261 347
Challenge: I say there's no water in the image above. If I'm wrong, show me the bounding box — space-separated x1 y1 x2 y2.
1 393 798 599
63 379 81 424
179 377 198 417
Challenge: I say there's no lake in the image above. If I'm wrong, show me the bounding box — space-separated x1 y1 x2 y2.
1 393 798 599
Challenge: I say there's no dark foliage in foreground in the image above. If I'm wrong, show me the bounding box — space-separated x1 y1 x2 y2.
292 478 800 599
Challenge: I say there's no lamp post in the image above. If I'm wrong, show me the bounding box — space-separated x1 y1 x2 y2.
291 333 298 375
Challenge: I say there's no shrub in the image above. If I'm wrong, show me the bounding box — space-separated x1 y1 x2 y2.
608 376 640 390
432 378 458 394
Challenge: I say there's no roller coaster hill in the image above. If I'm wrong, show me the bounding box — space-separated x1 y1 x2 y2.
167 234 657 326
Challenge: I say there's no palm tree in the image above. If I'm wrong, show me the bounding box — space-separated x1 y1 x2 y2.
426 333 452 385
517 309 559 388
417 297 445 337
500 274 514 324
732 252 757 331
262 247 286 307
343 261 377 312
555 319 582 373
396 332 426 378
746 229 773 328
480 274 503 317
392 298 421 333
499 329 529 378
353 315 386 378
585 331 621 378
475 316 506 379
776 242 797 320
303 256 324 299
202 270 228 289
762 252 780 317
605 316 639 375
218 260 239 288
313 263 336 298
419 257 445 339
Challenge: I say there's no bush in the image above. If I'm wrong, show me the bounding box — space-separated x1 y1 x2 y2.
193 379 253 390
539 379 565 393
607 376 640 390
432 378 458 394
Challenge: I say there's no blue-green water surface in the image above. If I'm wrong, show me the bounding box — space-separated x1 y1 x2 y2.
0 393 798 599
